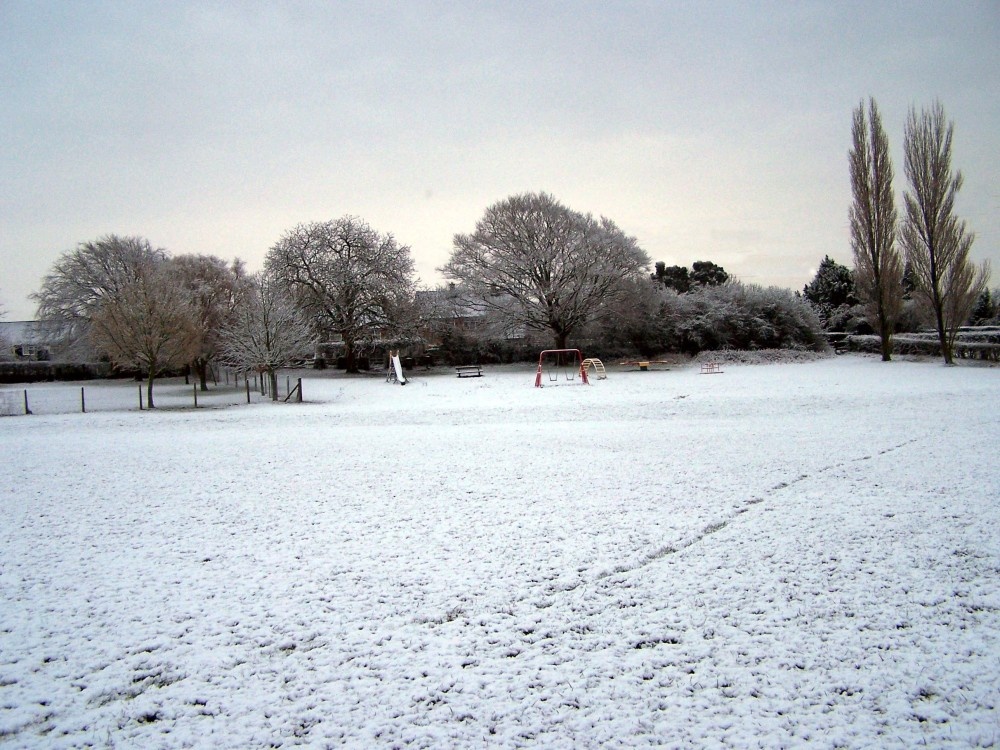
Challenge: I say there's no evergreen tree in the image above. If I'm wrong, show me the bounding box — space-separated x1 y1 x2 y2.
690 261 729 287
968 288 994 325
802 256 858 330
652 263 690 293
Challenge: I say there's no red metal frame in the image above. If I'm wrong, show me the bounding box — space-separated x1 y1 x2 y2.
534 349 590 387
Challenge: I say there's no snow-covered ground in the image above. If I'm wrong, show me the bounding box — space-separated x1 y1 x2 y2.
1 356 998 748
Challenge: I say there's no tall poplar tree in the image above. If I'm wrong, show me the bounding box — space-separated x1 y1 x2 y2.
849 98 903 361
901 102 990 365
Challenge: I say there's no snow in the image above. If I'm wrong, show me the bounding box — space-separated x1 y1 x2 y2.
1 356 999 748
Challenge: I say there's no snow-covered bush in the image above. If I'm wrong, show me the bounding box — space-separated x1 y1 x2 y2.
588 277 674 357
896 297 933 333
968 288 998 326
664 283 825 354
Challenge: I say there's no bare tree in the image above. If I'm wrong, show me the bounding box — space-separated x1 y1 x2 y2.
172 254 246 390
266 217 417 373
218 271 317 400
32 235 168 356
850 98 904 361
442 192 650 349
89 263 200 408
901 102 990 364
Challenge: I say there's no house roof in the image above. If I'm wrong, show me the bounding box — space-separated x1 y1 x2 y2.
0 320 57 344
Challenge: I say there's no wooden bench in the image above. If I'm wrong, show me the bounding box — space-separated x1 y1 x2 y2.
700 362 723 374
455 365 483 378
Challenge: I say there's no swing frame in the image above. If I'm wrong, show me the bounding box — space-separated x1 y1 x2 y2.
534 349 590 387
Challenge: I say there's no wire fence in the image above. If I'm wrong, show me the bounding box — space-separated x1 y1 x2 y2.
0 374 303 417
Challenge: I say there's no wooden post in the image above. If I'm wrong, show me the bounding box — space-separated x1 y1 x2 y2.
81 386 86 414
246 379 251 404
297 378 303 403
193 383 198 408
286 376 290 398
139 385 144 411
24 390 32 415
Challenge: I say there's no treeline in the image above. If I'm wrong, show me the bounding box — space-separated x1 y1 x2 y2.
10 101 993 399
802 255 999 335
20 193 833 405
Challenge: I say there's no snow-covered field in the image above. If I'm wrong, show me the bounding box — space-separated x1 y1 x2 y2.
1 356 998 748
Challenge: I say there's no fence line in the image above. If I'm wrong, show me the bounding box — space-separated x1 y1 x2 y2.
0 375 306 417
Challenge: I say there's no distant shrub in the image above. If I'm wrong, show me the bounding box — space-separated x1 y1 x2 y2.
590 277 674 357
896 298 933 333
433 327 537 365
432 280 827 362
664 283 825 354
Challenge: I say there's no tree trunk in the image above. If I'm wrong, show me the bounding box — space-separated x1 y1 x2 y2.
554 330 568 350
878 308 893 362
343 339 359 373
879 333 893 361
196 359 209 391
928 250 953 365
874 287 893 361
932 299 954 364
939 331 954 364
268 368 279 401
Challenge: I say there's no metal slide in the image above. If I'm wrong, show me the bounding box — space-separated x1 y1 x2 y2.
390 353 407 385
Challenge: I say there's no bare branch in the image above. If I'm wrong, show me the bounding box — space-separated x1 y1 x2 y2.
218 271 316 399
265 217 417 372
88 262 200 408
849 97 903 360
901 101 990 363
441 192 650 348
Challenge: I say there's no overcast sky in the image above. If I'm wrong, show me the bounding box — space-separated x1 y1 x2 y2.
2 1 998 321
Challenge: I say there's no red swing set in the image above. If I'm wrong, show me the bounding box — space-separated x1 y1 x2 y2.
534 349 590 387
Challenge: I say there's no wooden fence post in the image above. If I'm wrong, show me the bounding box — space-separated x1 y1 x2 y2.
81 386 86 414
139 385 144 411
24 390 32 415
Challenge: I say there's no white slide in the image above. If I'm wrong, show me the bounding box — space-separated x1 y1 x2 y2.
390 353 407 385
